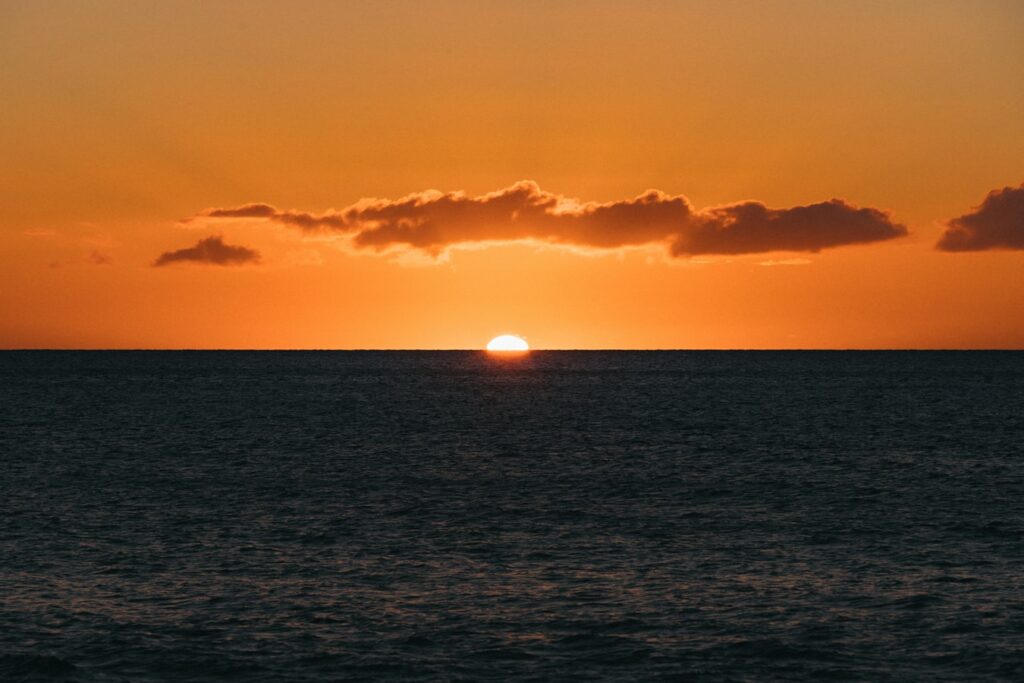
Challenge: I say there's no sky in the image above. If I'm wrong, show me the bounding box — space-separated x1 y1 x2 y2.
2 0 1023 349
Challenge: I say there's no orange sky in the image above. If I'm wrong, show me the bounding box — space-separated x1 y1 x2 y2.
2 0 1023 349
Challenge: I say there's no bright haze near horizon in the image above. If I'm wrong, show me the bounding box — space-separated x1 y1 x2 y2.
2 0 1024 349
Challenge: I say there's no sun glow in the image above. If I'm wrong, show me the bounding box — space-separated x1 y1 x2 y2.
486 334 530 352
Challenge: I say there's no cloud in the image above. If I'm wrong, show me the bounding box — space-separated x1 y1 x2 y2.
153 235 260 267
937 184 1024 251
198 203 347 230
86 250 112 265
192 181 906 257
672 200 906 256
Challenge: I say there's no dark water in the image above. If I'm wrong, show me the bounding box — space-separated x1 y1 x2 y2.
2 351 1023 682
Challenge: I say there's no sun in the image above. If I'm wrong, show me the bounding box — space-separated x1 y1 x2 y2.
486 334 530 352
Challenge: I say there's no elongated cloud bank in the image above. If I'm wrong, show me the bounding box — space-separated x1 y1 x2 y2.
192 181 906 256
154 235 260 266
937 184 1024 251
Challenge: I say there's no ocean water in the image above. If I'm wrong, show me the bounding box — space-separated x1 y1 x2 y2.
1 351 1023 682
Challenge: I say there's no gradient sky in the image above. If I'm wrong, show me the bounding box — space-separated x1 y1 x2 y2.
2 0 1023 348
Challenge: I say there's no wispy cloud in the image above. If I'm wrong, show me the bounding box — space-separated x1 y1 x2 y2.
195 203 348 230
758 258 812 267
23 229 56 238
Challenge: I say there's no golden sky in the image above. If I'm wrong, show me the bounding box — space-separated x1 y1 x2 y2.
2 0 1023 348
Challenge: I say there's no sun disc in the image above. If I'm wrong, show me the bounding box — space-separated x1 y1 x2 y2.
486 334 529 352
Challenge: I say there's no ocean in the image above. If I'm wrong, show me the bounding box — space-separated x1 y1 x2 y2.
1 351 1022 681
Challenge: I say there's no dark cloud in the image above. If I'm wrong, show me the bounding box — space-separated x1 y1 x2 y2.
937 184 1024 251
153 235 260 267
194 181 906 256
674 199 906 256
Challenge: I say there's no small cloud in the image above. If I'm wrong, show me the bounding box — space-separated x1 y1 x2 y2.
937 183 1024 251
153 235 260 267
205 203 278 219
86 250 112 265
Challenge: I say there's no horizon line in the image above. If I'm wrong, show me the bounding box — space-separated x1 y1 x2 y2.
2 348 1023 352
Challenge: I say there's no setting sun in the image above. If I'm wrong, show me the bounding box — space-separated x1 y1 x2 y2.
486 335 530 352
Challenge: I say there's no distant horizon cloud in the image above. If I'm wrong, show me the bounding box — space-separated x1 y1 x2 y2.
937 183 1024 252
153 235 260 267
188 181 907 257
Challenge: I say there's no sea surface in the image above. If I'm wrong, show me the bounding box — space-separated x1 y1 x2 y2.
1 351 1023 682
